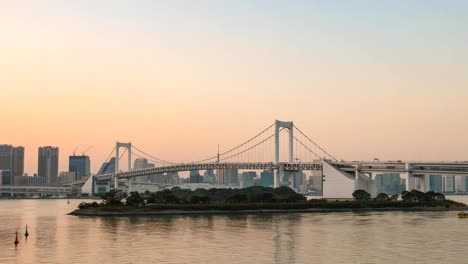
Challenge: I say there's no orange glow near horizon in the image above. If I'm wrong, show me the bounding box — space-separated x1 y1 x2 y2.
1 2 467 174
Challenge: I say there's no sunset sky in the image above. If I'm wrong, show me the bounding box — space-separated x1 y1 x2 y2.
1 1 467 174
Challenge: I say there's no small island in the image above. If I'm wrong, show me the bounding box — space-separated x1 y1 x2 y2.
70 186 466 216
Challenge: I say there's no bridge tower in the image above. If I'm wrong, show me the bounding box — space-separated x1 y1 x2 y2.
274 120 294 188
114 142 132 189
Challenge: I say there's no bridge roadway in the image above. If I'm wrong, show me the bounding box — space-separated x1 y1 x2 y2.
334 162 468 176
0 185 72 196
95 161 468 182
95 162 323 181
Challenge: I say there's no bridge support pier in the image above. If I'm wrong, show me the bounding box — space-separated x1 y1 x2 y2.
402 163 417 191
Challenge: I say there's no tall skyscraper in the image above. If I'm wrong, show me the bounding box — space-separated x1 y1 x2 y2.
11 146 24 178
0 145 12 171
38 146 59 186
69 155 90 180
0 145 24 185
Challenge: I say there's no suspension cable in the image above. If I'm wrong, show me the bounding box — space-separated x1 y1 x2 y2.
189 122 276 163
293 125 338 161
220 128 282 162
293 135 323 160
119 148 127 161
131 144 179 164
104 147 116 163
131 151 167 167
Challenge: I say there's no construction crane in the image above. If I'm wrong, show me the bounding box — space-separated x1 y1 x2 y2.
82 145 93 156
73 145 79 156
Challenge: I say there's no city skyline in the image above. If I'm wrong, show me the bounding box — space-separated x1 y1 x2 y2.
1 1 467 174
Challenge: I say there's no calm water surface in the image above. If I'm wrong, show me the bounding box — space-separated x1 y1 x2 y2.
1 196 468 264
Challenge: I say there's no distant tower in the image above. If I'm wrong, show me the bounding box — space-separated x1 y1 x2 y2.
38 146 59 186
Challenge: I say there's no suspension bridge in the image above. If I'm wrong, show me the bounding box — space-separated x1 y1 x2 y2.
88 120 468 198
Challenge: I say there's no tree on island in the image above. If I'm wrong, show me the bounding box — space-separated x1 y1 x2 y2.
126 191 145 206
352 189 371 200
100 189 127 206
402 190 446 202
375 193 389 201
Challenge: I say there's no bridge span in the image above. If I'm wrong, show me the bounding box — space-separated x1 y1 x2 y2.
84 120 468 198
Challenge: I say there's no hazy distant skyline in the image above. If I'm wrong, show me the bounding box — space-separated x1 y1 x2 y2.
1 1 467 174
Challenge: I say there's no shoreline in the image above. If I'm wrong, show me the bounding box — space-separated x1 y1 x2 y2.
69 206 466 216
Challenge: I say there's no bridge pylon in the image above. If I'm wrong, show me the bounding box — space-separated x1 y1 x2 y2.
274 120 294 188
114 142 132 189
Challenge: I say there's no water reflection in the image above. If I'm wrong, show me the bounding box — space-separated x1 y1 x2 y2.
2 200 468 263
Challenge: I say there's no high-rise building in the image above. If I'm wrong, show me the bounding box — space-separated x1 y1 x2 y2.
424 175 443 192
11 146 24 179
216 169 238 186
190 170 202 183
69 155 90 180
38 146 59 186
260 171 274 187
240 171 256 188
456 176 468 192
133 158 156 182
375 173 402 195
204 170 215 184
0 145 24 184
444 175 455 193
0 145 12 171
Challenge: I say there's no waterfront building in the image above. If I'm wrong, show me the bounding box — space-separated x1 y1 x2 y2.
260 171 274 187
444 175 455 193
69 155 90 180
424 175 443 192
15 175 48 186
456 176 468 192
0 170 12 185
38 146 59 186
375 173 402 195
58 171 77 185
0 145 24 184
11 146 24 182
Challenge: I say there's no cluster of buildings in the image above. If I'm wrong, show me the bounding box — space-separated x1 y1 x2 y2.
375 173 465 195
0 144 323 197
0 144 91 190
